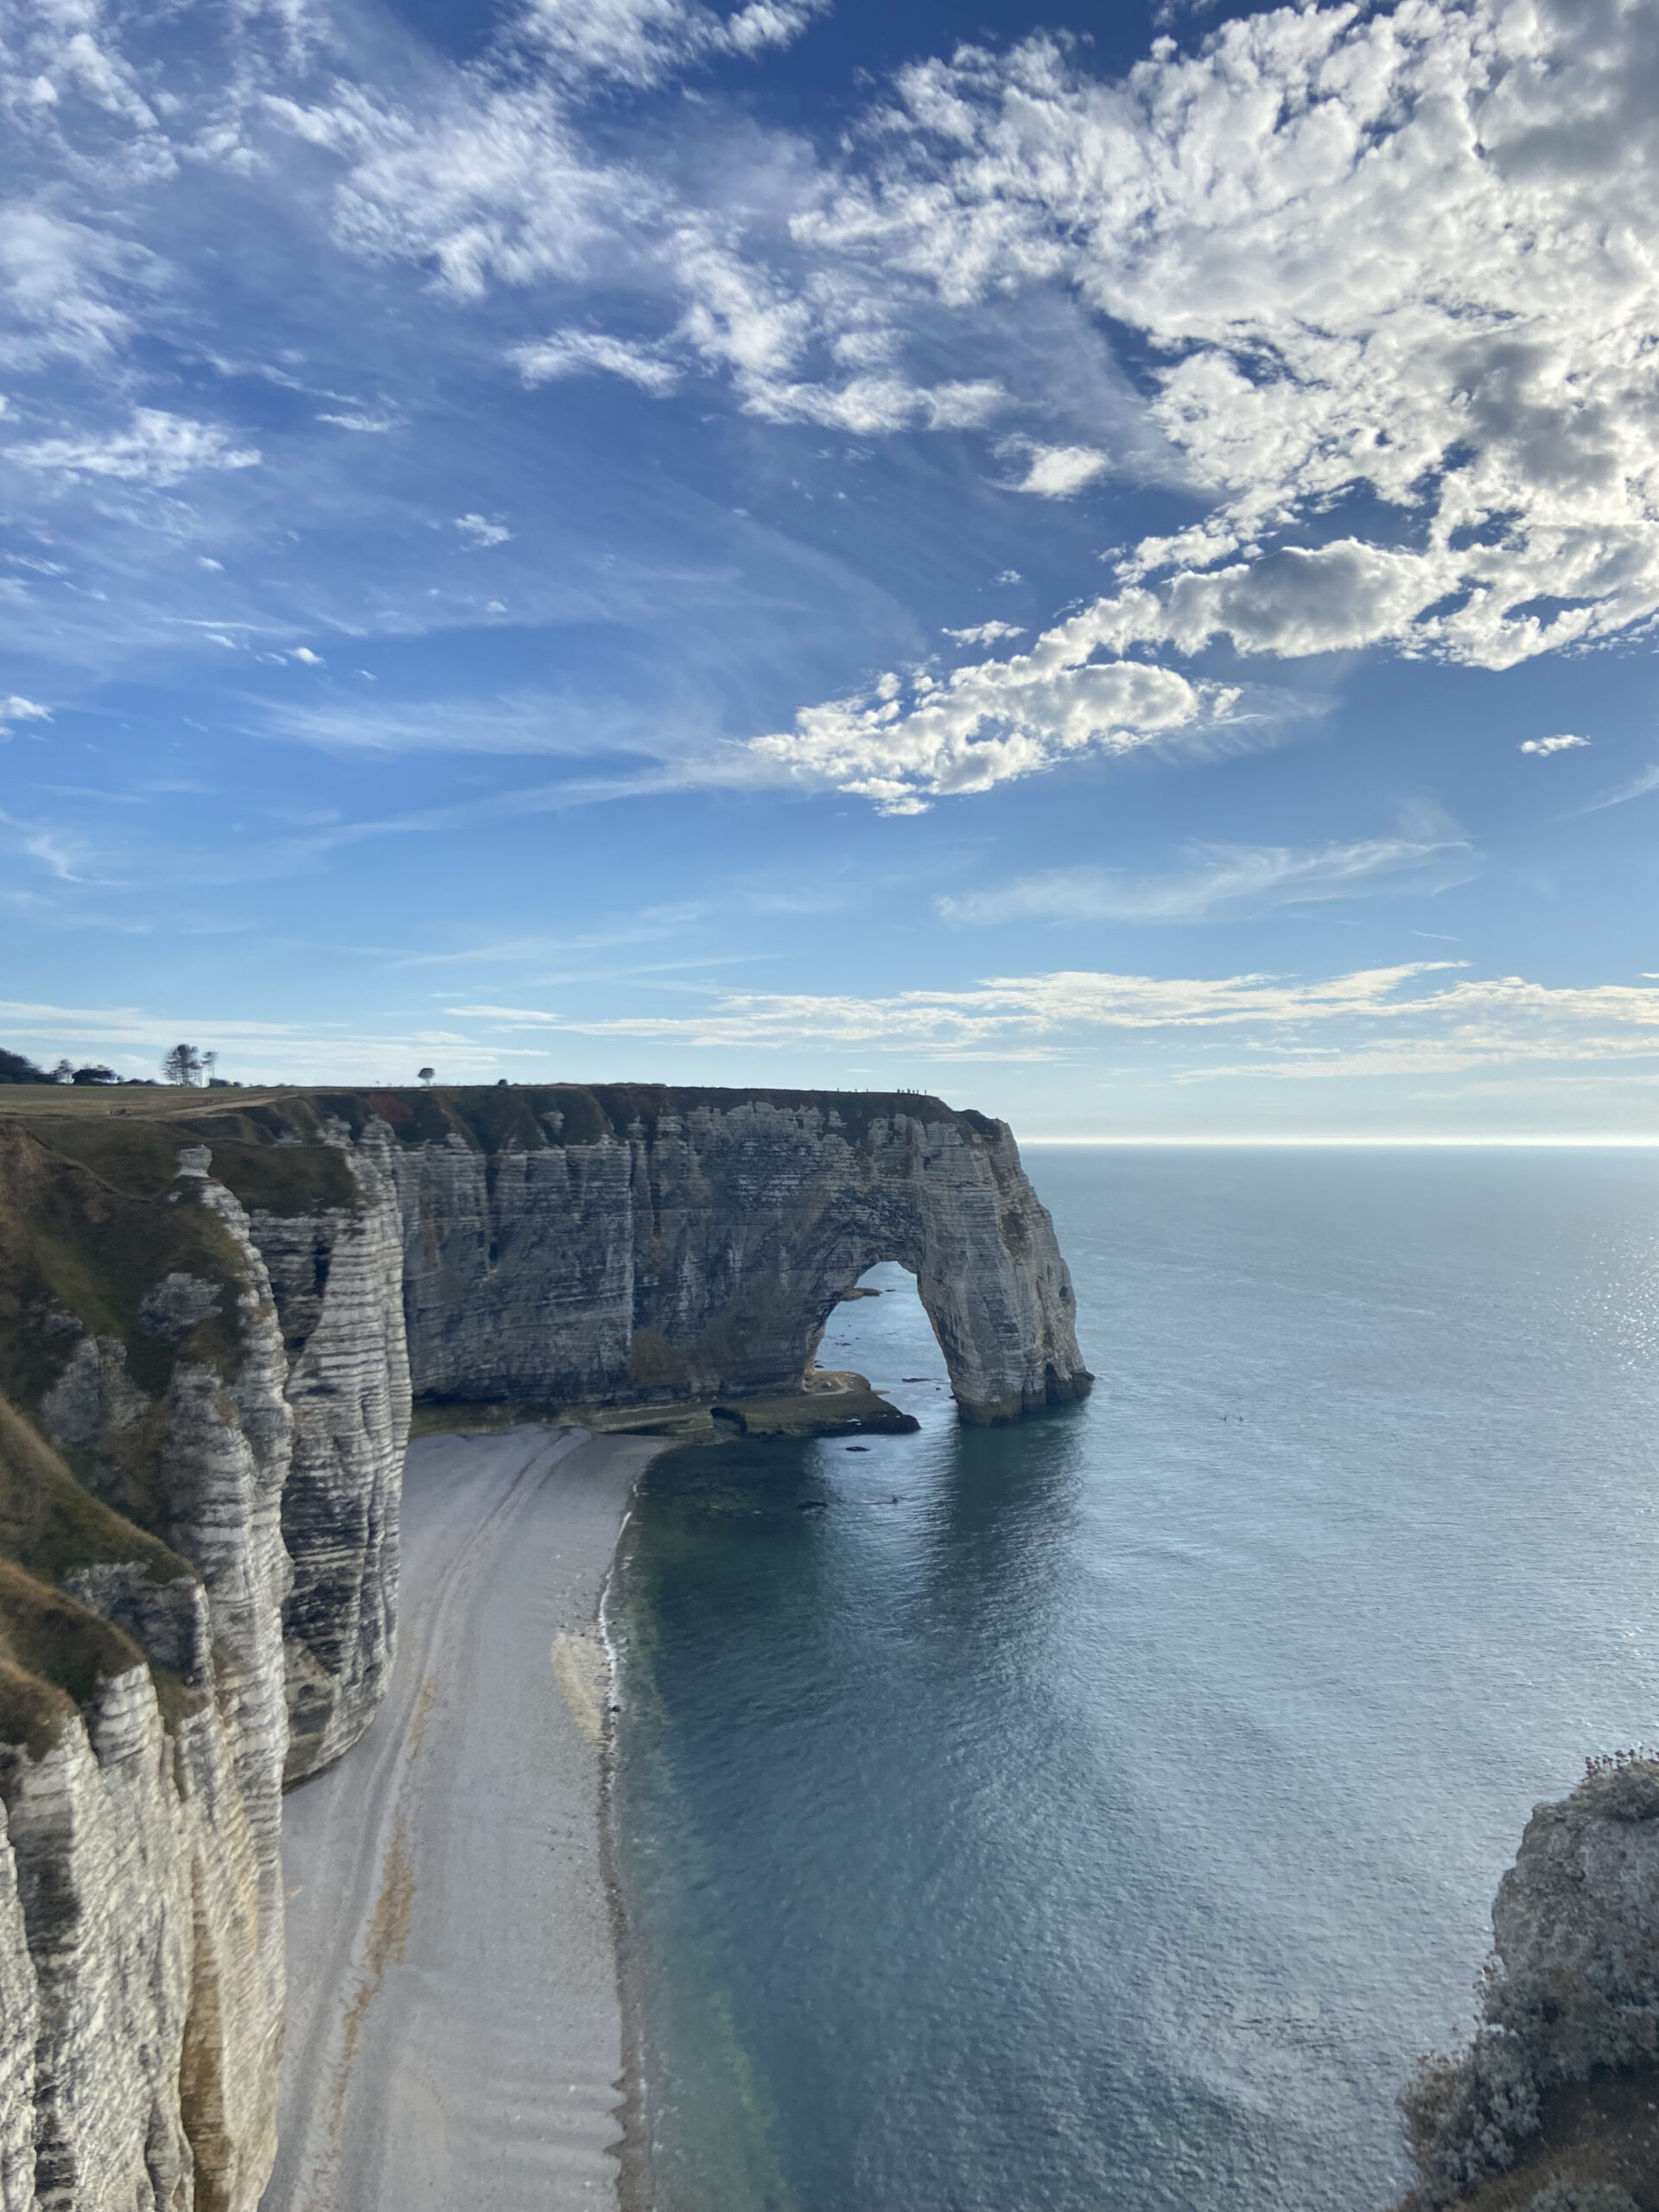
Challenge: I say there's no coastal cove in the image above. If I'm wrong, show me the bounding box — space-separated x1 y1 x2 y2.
608 1147 1659 2212
0 1083 1084 2208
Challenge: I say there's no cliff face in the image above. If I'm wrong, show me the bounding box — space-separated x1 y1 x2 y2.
389 1085 1090 1424
0 1128 302 2212
0 1084 1085 2209
1402 1755 1659 2206
249 1125 409 1784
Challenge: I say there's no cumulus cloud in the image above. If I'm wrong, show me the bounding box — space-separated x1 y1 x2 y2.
1520 734 1589 756
11 0 1659 816
943 621 1024 645
940 834 1478 925
786 2 1659 677
511 329 682 394
7 409 259 486
746 605 1235 810
1011 443 1110 498
454 512 512 548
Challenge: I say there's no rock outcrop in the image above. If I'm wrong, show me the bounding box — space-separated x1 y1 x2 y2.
386 1084 1090 1425
0 1083 1086 2209
1401 1754 1659 2206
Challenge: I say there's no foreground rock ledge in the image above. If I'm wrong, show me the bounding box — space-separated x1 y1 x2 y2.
0 1083 1088 2212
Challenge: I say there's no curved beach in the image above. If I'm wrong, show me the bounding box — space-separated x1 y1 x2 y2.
261 1426 663 2212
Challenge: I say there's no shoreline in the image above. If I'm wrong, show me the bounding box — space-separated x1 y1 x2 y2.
262 1423 670 2212
600 1498 653 2212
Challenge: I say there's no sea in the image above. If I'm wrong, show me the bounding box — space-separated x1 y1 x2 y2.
608 1147 1659 2212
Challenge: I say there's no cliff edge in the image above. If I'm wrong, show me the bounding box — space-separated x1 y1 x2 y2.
0 1082 1087 2209
1399 1754 1659 2211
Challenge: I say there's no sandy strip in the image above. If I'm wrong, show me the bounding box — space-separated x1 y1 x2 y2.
260 1425 665 2212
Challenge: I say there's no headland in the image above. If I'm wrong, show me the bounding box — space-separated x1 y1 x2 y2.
0 1082 1087 2208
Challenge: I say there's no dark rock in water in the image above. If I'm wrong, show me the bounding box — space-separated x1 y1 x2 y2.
797 1499 829 1512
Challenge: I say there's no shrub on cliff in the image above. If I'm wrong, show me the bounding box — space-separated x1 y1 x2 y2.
1402 1753 1659 2204
1402 2024 1541 2204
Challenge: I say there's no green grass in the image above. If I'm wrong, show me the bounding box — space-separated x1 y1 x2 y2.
0 1396 206 1753
20 1113 359 1212
0 1394 191 1590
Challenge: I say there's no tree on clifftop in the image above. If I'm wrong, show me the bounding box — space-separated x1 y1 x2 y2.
162 1043 202 1086
418 1066 435 1085
0 1047 48 1084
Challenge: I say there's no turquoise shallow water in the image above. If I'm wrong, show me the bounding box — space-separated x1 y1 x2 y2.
610 1147 1659 2212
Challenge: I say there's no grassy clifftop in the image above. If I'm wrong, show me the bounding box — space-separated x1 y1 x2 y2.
0 1395 198 1760
0 1082 994 1161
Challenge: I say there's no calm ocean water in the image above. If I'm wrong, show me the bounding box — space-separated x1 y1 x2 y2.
610 1147 1659 2212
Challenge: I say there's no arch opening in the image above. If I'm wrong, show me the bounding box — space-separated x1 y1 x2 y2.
806 1262 955 1428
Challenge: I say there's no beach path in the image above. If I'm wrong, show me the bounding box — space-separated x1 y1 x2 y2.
261 1426 661 2212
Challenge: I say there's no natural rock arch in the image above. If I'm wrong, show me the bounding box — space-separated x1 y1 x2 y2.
391 1088 1092 1425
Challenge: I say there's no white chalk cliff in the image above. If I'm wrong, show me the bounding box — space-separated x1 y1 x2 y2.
0 1084 1089 2209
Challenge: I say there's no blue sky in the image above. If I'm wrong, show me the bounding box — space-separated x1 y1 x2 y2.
3 0 1658 1135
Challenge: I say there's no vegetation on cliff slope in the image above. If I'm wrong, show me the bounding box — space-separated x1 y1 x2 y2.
1397 1757 1659 2212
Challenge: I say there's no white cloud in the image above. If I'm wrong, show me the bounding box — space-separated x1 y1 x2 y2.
444 961 1659 1085
291 646 323 665
787 3 1659 676
0 1000 496 1083
0 695 51 741
511 329 682 394
8 409 260 486
454 512 512 549
0 205 151 370
1011 443 1110 498
746 584 1243 810
1520 734 1588 756
746 593 1235 810
1574 764 1659 815
514 0 824 89
943 621 1024 645
448 962 1461 1050
940 834 1478 925
316 408 404 432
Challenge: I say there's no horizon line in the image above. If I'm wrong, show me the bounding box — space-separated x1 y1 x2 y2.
1013 1134 1659 1148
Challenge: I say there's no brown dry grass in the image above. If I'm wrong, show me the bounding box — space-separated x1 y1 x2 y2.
1395 2068 1659 2212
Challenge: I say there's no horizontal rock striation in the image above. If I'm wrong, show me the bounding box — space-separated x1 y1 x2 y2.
386 1085 1090 1425
0 1082 1086 2208
250 1122 409 1783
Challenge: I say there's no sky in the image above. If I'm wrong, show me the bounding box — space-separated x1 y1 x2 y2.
3 0 1658 1137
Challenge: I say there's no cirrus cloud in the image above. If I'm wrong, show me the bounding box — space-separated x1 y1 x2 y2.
6 409 260 486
